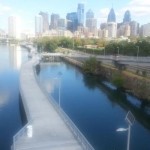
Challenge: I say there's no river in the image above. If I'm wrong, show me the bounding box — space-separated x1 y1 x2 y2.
38 61 150 150
0 44 28 150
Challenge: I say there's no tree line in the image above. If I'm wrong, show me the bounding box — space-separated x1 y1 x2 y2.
33 36 150 56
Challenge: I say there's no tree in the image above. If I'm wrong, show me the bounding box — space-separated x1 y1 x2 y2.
83 57 97 74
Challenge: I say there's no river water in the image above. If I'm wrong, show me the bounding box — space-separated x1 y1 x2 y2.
0 44 150 150
0 45 27 150
38 62 150 150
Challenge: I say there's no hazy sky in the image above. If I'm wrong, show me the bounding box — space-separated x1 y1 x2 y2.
0 0 150 32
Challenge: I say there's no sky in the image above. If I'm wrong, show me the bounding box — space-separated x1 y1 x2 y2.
0 0 150 33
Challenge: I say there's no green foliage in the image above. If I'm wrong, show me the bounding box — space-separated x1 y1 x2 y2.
83 57 97 74
35 37 58 52
112 73 124 88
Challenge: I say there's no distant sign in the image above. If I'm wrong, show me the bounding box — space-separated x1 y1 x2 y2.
125 111 135 126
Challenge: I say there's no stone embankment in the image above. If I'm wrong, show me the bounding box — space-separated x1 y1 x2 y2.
62 56 150 102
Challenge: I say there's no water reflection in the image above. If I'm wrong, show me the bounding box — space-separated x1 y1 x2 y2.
0 91 9 108
0 44 27 150
9 45 22 69
83 75 150 130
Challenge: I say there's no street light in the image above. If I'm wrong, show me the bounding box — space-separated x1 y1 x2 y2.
136 46 139 61
117 47 119 56
104 47 106 58
116 111 135 150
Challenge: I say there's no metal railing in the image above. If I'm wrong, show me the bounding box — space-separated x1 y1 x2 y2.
12 120 32 150
33 61 95 150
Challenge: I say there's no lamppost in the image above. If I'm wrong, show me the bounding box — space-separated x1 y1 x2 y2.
136 46 139 62
116 111 135 150
117 47 119 56
104 47 106 58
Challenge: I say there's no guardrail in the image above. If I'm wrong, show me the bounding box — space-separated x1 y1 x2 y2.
12 120 32 150
33 61 95 150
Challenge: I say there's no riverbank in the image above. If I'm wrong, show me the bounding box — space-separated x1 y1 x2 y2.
62 56 150 102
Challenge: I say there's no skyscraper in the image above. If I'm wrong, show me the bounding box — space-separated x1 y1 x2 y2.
140 23 150 37
86 9 97 32
58 18 66 30
130 21 139 37
35 15 43 36
107 8 116 23
8 16 19 38
50 14 60 29
66 12 78 32
123 10 131 23
86 9 94 19
107 22 117 38
77 3 84 26
39 11 49 32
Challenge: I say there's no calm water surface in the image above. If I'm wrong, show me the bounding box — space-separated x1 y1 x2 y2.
0 45 27 150
39 62 150 150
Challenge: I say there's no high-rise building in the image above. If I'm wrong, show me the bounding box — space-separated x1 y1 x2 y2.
117 24 130 37
130 21 139 37
123 10 131 23
58 18 66 30
50 14 60 29
66 12 78 32
100 23 107 30
35 15 43 36
86 9 97 34
107 22 117 38
39 11 49 32
77 3 84 26
8 16 19 38
107 8 116 23
86 9 94 19
140 23 150 37
86 19 97 32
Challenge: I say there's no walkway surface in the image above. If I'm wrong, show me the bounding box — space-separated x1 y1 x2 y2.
12 57 88 150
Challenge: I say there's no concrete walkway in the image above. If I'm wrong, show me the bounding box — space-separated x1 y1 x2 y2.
12 57 90 150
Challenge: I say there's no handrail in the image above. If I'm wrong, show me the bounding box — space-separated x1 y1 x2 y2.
12 120 32 150
33 61 94 150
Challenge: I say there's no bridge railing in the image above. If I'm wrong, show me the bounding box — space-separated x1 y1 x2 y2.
33 61 95 150
12 120 32 150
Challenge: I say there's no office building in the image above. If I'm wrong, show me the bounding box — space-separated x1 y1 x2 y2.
86 9 94 19
35 15 43 36
66 12 78 32
107 8 116 23
117 23 130 37
77 3 84 26
107 22 117 38
58 18 66 30
86 19 97 33
140 23 150 37
123 10 131 23
39 11 49 32
50 14 60 29
8 16 20 38
130 21 139 37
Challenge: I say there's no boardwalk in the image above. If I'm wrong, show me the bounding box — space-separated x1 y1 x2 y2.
12 56 94 150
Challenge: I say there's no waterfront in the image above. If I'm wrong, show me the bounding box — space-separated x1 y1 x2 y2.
0 45 27 150
38 62 150 150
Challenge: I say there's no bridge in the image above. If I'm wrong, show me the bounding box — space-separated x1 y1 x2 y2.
12 56 94 150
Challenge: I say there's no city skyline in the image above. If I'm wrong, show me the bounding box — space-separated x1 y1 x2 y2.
0 0 150 32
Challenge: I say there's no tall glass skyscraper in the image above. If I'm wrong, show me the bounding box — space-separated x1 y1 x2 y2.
35 15 43 36
107 8 116 23
39 11 49 32
86 9 94 19
123 10 131 23
66 12 78 32
77 3 84 26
